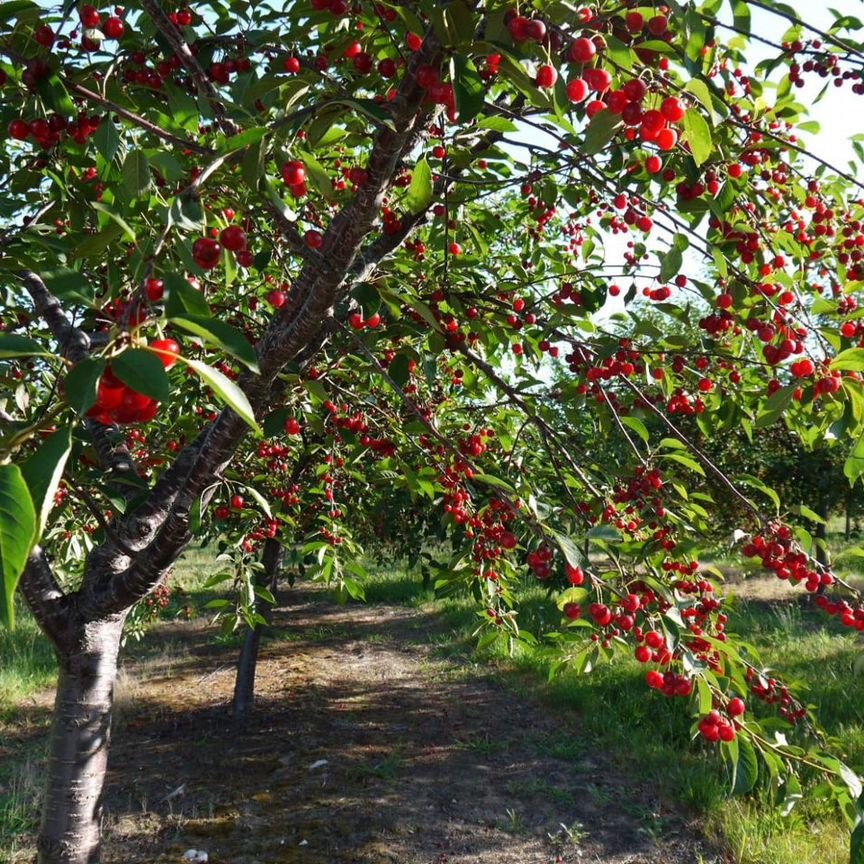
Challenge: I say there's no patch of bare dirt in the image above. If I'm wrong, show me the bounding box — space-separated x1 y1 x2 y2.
19 589 725 863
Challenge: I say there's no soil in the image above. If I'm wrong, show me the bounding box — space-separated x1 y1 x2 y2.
14 588 724 864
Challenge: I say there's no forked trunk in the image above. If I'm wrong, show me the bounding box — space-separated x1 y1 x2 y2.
37 616 125 864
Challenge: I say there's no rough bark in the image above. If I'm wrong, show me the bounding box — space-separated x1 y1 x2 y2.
232 537 283 722
36 615 126 864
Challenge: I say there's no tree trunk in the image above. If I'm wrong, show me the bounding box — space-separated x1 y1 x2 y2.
37 615 126 864
846 493 852 541
232 538 282 722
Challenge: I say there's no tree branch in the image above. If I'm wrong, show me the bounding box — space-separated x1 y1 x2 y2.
139 0 239 136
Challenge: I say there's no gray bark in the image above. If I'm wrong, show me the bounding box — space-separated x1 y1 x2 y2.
36 616 126 864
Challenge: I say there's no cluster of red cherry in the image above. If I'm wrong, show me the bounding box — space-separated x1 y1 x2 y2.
86 340 179 425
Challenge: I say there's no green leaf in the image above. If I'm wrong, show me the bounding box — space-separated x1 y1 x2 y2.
65 357 106 415
111 349 170 403
730 0 751 34
552 531 584 570
556 587 588 609
683 109 713 166
42 268 93 303
847 433 864 486
659 245 684 282
583 110 621 155
182 357 260 433
35 71 74 117
0 464 37 629
389 353 410 388
0 333 46 359
796 504 827 525
851 789 864 864
91 201 136 241
0 1 40 22
736 474 781 513
620 416 650 444
74 223 124 258
452 55 485 121
170 315 259 373
731 734 758 795
21 426 72 539
93 117 121 163
662 450 706 477
406 157 433 214
832 348 864 371
472 473 516 493
684 79 716 118
300 152 335 201
163 272 211 317
123 150 151 198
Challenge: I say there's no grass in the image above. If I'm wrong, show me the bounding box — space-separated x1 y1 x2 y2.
0 603 57 713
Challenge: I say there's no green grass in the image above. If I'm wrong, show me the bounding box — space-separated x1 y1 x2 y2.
0 602 56 713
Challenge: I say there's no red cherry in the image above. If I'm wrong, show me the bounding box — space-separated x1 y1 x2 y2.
192 237 222 270
149 338 181 369
655 127 678 151
378 58 396 78
623 78 647 103
646 670 664 689
281 160 306 186
266 290 286 308
304 229 323 249
565 564 584 585
448 242 462 256
283 55 301 74
661 97 686 123
718 724 736 742
365 312 381 329
626 11 644 32
220 225 247 251
230 494 244 510
145 278 164 302
645 155 662 174
569 37 596 64
727 697 746 717
563 603 582 620
535 64 557 89
79 5 101 27
95 376 125 410
103 16 124 39
9 119 30 140
634 645 652 663
583 67 612 93
35 25 55 47
405 32 422 52
349 312 364 330
284 417 301 435
566 78 589 103
506 14 530 43
647 14 669 36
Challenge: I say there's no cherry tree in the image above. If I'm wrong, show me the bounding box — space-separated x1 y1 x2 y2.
3 1 864 862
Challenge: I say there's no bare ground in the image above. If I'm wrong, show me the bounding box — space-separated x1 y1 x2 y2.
9 588 724 863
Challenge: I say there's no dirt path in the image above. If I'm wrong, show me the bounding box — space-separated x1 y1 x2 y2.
86 590 718 863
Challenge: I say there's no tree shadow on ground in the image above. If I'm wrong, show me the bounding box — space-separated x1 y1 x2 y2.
94 587 718 864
